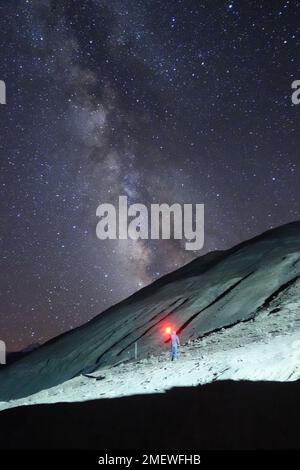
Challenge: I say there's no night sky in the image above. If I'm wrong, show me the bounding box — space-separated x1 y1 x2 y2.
0 0 299 351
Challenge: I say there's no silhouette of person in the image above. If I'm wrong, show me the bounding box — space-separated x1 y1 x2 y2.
170 330 180 361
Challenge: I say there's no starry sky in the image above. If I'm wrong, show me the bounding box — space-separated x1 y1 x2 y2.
0 0 299 351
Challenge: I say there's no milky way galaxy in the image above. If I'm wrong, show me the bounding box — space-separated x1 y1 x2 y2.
0 0 299 350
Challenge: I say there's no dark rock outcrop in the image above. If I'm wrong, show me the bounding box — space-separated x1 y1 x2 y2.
0 380 299 449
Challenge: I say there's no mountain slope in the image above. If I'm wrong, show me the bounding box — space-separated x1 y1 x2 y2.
0 221 300 401
1 300 299 412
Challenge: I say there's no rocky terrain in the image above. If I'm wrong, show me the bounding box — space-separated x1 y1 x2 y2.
0 221 299 403
0 277 299 411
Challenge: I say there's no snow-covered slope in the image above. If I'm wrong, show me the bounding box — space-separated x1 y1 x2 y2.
0 221 300 402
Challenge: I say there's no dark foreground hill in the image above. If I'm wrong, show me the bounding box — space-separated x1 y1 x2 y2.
0 379 299 450
0 221 300 401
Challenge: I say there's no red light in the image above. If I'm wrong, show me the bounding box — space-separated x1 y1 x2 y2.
165 326 171 335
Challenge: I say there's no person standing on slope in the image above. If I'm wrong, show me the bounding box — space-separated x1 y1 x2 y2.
170 330 180 361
